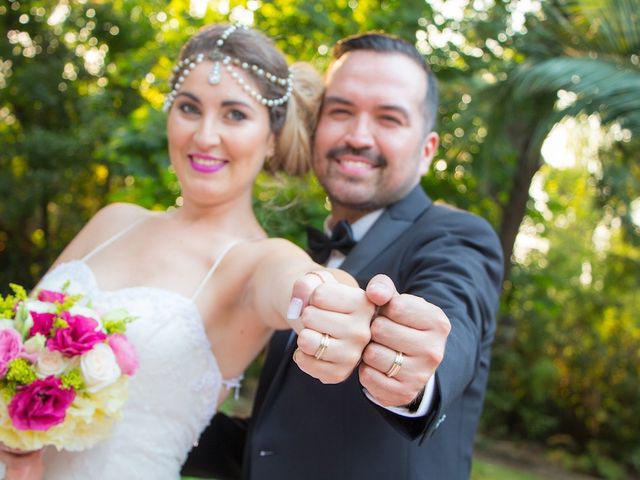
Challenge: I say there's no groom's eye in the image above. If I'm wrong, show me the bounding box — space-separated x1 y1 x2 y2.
379 115 403 127
327 108 351 119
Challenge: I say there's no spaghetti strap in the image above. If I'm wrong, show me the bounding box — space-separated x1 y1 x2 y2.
82 218 147 262
191 240 242 301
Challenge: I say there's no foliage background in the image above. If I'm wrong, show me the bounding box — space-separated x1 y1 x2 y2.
1 1 638 478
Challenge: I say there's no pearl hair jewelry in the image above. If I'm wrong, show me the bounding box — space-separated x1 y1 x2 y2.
163 23 294 112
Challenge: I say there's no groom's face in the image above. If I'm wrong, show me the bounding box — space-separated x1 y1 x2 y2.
312 50 438 221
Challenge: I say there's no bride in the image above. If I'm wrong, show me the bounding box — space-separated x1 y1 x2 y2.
0 23 374 479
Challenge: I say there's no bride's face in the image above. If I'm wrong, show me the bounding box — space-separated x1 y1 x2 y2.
166 60 275 207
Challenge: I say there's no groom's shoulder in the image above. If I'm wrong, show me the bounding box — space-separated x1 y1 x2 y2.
424 200 497 234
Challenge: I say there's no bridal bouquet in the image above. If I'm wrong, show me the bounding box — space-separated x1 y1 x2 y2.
0 282 139 452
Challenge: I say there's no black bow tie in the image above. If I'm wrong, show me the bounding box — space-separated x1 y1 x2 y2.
306 220 357 264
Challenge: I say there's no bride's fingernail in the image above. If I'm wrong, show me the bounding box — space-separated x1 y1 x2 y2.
287 297 303 320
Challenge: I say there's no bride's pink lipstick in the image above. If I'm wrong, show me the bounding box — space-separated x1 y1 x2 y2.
189 153 227 173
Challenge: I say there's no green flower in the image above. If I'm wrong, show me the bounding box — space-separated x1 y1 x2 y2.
53 315 70 329
57 294 83 313
0 283 27 319
61 369 85 391
5 358 37 386
102 308 136 334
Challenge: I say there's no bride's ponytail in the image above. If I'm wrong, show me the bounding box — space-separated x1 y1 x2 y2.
266 62 323 176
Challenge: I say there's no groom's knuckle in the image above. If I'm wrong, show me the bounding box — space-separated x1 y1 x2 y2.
361 347 374 365
369 317 387 338
350 325 371 345
309 285 331 308
359 365 376 384
298 306 317 328
424 347 444 366
345 350 361 367
296 330 314 351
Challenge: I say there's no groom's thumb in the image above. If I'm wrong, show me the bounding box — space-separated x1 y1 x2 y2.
365 274 398 307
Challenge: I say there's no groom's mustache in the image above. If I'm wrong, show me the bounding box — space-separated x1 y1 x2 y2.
326 145 387 168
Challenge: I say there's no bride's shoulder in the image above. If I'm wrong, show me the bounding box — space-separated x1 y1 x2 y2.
88 203 159 233
53 203 154 265
93 203 151 225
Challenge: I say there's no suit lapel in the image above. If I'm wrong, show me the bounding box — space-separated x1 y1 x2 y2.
341 186 432 276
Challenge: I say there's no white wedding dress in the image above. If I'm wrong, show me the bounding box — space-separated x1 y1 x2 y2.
35 228 240 479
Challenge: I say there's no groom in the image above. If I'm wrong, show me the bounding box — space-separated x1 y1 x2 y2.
184 32 503 479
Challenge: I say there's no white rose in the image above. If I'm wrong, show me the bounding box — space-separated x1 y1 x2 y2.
24 300 57 314
0 319 13 329
68 305 102 326
36 349 69 377
81 343 121 393
24 334 47 355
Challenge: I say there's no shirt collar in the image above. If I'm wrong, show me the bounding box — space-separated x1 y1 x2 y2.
323 209 384 241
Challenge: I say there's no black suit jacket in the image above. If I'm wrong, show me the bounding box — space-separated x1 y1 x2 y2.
183 186 503 480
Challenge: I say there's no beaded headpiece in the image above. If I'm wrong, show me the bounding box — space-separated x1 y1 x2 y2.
163 24 294 112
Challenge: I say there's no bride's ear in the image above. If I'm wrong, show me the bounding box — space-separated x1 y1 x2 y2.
266 133 276 159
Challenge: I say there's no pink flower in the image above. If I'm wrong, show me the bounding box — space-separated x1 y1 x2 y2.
107 333 139 376
47 313 106 356
0 328 23 377
37 289 67 304
7 376 75 431
29 311 56 337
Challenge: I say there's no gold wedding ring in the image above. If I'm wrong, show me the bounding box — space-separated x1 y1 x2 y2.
314 333 330 360
385 351 404 378
306 270 333 284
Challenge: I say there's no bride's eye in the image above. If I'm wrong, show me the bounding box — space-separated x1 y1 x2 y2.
178 102 200 115
226 109 247 122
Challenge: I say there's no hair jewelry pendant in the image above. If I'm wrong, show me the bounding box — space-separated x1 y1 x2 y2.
208 59 222 85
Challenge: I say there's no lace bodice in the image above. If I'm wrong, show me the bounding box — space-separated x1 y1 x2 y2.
40 260 221 480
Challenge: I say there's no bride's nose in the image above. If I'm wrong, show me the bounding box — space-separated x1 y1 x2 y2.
193 116 222 150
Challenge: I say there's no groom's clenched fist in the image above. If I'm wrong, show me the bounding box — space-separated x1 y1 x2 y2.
289 271 374 384
359 274 451 409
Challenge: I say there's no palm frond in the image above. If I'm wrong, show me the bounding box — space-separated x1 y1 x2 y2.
575 0 640 55
540 0 640 58
509 57 640 135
